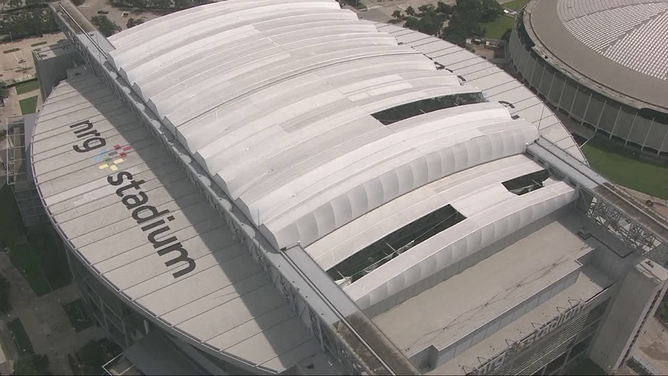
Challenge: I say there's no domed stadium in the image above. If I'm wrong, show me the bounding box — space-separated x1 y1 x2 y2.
6 0 668 375
509 0 668 158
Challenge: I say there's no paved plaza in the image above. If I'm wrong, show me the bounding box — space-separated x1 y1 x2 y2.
0 252 105 374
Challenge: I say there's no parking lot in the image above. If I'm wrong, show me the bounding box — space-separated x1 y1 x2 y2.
1 33 65 130
1 33 65 85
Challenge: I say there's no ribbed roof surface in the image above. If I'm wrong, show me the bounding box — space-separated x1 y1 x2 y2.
31 74 325 374
558 0 668 80
107 0 546 251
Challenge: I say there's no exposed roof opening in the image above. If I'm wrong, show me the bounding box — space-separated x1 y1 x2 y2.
370 93 486 125
328 205 466 283
427 56 446 70
502 169 550 196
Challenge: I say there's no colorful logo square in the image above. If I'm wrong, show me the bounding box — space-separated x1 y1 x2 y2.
95 144 132 171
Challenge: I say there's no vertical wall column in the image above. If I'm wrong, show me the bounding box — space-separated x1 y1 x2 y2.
589 257 668 373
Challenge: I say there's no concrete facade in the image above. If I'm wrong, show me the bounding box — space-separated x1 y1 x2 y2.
508 0 668 158
590 258 668 373
32 39 79 101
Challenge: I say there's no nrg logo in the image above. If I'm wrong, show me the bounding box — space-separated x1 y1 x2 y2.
70 120 106 153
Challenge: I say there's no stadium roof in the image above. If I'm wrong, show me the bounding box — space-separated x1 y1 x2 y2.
108 0 566 245
372 212 602 359
35 0 595 371
31 73 330 374
101 0 585 311
526 0 668 111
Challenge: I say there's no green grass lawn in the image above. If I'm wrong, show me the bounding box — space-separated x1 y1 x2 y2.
19 96 38 115
503 0 529 11
583 138 668 199
7 318 34 355
15 80 40 95
480 15 515 39
63 299 93 332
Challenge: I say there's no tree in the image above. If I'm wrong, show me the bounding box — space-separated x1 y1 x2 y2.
417 4 434 14
13 354 50 375
78 339 121 371
91 15 120 37
24 0 45 7
443 9 484 46
8 0 22 9
0 81 8 98
78 341 107 370
126 17 144 28
12 9 57 37
436 1 453 16
151 0 171 8
442 0 499 46
391 10 403 20
174 0 193 8
404 6 446 37
480 0 503 22
0 275 10 313
405 6 415 16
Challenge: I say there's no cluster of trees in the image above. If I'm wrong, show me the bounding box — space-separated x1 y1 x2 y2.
91 13 145 36
446 0 503 45
110 0 210 10
0 81 8 98
0 275 10 313
391 3 452 37
5 0 47 10
126 17 145 28
0 8 59 40
392 0 503 46
13 354 50 375
91 15 121 37
76 339 122 373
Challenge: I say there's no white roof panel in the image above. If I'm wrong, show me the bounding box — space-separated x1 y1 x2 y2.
108 0 550 251
305 155 545 271
372 26 584 162
103 2 585 331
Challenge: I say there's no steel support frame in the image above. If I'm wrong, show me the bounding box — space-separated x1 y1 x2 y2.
583 192 658 254
527 139 664 258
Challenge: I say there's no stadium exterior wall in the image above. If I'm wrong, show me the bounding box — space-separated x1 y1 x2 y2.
508 12 668 159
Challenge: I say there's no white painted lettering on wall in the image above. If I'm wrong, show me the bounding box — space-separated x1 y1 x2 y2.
469 300 591 375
